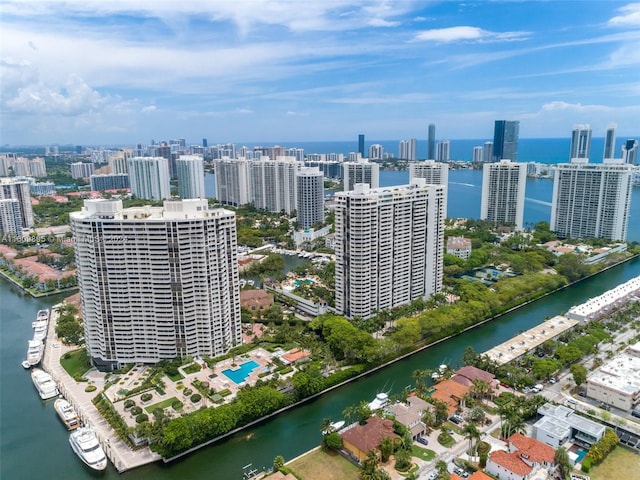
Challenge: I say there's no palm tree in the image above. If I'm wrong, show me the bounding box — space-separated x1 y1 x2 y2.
461 423 481 460
435 460 449 480
412 369 432 393
470 378 493 401
505 415 526 438
321 418 334 434
555 446 571 480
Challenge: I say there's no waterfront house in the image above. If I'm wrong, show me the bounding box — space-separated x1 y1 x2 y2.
239 289 274 317
340 417 398 463
430 379 469 415
486 433 555 480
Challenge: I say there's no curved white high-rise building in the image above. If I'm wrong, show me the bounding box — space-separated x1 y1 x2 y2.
71 199 242 370
296 167 324 229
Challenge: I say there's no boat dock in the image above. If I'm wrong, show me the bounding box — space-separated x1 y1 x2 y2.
41 304 161 473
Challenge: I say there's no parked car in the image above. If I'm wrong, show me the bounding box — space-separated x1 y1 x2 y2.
450 414 464 424
428 472 438 480
548 377 557 384
631 410 640 418
578 390 587 397
416 436 429 446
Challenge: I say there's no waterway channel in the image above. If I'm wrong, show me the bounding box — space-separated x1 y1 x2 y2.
1 257 639 479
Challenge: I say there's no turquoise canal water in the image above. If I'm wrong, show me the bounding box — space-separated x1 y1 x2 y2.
2 257 640 479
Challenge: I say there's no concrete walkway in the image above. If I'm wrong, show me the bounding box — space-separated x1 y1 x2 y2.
41 304 162 473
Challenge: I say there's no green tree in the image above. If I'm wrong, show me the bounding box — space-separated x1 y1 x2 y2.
531 358 561 380
570 363 588 386
273 455 285 472
379 436 394 463
436 460 449 480
321 432 343 451
555 446 571 480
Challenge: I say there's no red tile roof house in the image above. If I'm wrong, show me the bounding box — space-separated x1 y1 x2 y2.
340 417 399 463
486 433 556 480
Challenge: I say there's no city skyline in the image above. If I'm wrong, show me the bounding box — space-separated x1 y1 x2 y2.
2 1 640 145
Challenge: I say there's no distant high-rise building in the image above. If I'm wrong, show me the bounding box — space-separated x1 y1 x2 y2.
622 139 638 165
334 180 446 320
28 158 47 178
409 160 449 187
436 140 450 162
71 198 242 370
570 124 592 160
296 167 324 229
603 125 617 160
213 158 250 207
368 144 384 160
285 148 305 162
0 199 23 236
343 159 380 192
551 160 633 241
108 153 130 175
70 162 95 179
492 120 519 162
483 142 494 163
358 134 365 158
399 138 417 160
249 157 300 214
473 146 484 163
0 177 34 228
481 160 526 230
127 157 171 200
202 138 208 148
90 174 130 191
176 155 205 199
428 123 436 160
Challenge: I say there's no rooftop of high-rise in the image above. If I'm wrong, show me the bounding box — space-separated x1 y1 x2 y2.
71 198 233 221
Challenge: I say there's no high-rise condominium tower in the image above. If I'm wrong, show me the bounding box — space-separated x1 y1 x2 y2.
603 125 617 160
551 160 632 241
428 124 436 160
368 144 384 160
492 120 519 162
0 177 33 228
127 157 171 200
342 159 380 192
436 140 450 162
570 124 592 160
249 157 301 214
409 160 449 187
213 158 250 207
480 160 527 230
358 134 365 158
176 155 205 199
334 180 446 320
399 138 417 160
71 199 242 370
0 199 22 235
473 146 484 163
622 139 638 165
296 167 324 229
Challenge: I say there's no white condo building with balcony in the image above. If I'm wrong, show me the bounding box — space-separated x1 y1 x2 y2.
343 159 380 192
481 160 526 230
334 179 446 320
551 159 633 241
176 154 205 199
71 199 242 370
127 156 171 200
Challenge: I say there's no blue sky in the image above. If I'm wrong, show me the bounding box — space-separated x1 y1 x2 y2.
1 1 639 145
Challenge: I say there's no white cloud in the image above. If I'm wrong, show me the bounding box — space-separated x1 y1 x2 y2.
141 105 157 114
608 3 640 27
413 26 528 43
329 93 434 104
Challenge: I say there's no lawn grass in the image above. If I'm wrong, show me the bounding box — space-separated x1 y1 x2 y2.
166 371 184 382
183 363 201 375
589 447 639 480
411 445 436 461
60 348 91 378
288 449 359 480
144 396 178 413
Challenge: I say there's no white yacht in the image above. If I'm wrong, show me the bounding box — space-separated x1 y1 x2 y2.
32 319 48 342
54 398 80 430
26 339 44 367
31 368 58 400
69 427 108 471
36 309 50 322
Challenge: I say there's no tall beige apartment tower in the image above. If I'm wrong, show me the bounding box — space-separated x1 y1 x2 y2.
71 199 242 370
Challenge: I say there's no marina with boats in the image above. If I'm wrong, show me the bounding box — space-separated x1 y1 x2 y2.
22 309 49 368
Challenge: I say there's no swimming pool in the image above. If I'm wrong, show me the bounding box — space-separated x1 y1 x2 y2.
222 360 260 384
574 447 587 463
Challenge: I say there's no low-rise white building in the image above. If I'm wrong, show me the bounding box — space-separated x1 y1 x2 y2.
533 403 605 448
586 342 640 411
446 236 472 259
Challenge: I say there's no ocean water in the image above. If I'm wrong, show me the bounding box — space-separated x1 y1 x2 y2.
230 137 631 163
